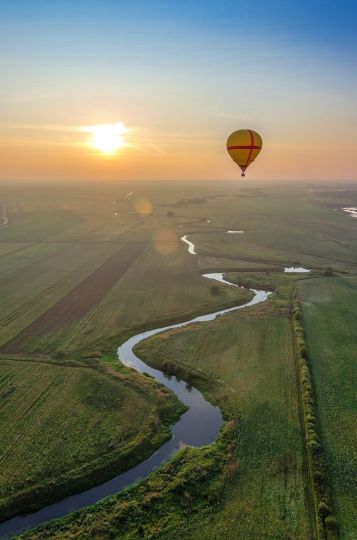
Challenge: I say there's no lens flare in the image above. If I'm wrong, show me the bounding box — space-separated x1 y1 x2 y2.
153 228 178 255
134 197 153 216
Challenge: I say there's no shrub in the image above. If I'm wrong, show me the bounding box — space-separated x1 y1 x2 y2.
318 501 331 517
308 439 321 452
292 297 338 534
325 515 338 530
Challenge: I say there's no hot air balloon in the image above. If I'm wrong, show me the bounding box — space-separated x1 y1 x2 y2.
226 129 262 177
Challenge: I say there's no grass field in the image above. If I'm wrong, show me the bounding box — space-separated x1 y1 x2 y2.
25 272 313 539
298 276 357 540
0 355 185 520
3 242 146 352
0 181 356 538
134 273 311 539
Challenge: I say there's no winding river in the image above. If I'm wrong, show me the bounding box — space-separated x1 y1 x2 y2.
181 234 196 254
0 238 271 540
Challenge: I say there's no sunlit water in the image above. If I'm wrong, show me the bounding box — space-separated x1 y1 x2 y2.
181 235 196 254
284 267 310 273
342 207 357 218
180 234 310 276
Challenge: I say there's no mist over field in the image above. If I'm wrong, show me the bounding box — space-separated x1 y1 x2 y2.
0 181 356 539
1 0 357 538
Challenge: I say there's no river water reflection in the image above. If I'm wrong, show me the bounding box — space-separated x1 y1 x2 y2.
0 270 271 539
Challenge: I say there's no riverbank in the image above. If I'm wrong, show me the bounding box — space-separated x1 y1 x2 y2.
0 358 185 530
0 265 271 539
1 182 356 540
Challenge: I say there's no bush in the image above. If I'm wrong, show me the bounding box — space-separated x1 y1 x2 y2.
292 297 338 534
308 439 321 453
318 501 331 517
325 515 338 530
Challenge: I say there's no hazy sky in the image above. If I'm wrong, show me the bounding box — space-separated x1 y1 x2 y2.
1 0 356 182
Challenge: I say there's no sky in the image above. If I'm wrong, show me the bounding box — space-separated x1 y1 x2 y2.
0 0 356 182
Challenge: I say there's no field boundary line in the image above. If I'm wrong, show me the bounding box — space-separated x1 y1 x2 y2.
291 298 319 540
292 289 339 539
1 242 146 353
0 354 101 370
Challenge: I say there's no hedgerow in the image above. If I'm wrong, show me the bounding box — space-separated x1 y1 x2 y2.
292 296 338 539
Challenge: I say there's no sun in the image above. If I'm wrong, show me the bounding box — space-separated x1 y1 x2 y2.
85 122 127 154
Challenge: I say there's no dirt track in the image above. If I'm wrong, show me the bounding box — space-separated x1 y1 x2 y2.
2 242 146 351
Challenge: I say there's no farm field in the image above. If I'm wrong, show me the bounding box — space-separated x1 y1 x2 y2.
0 181 356 538
0 355 184 521
20 272 312 539
3 242 146 352
298 276 357 540
134 273 311 539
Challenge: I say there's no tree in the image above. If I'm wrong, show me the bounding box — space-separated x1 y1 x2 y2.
318 501 331 518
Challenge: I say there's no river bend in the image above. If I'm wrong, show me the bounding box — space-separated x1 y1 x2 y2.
0 243 271 539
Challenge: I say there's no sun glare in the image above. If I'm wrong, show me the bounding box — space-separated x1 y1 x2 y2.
85 122 127 154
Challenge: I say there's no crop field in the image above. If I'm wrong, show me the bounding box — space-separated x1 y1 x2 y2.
186 190 357 270
298 276 357 539
23 272 314 539
3 242 146 352
0 181 356 538
0 243 121 347
39 244 251 355
0 355 184 521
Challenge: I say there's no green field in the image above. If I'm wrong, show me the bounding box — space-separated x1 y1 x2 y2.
134 274 310 539
0 355 185 520
18 272 311 539
298 277 357 540
0 181 356 538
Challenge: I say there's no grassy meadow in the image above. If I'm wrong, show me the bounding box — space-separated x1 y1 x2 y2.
0 181 356 538
18 271 312 539
298 276 357 539
134 273 311 539
0 355 185 521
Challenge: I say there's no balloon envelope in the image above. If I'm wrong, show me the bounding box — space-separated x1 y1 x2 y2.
226 129 262 176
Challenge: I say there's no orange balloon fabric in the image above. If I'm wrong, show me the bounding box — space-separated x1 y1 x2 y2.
226 129 262 176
